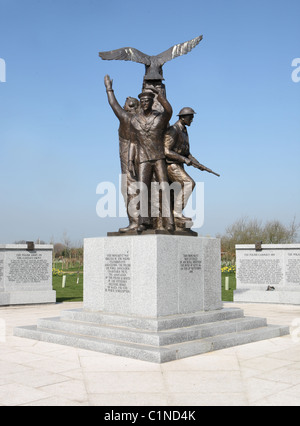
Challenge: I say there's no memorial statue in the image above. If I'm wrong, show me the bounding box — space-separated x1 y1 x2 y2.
128 89 175 232
100 35 220 236
104 75 140 232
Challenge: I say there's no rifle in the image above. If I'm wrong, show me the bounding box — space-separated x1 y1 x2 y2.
189 157 220 177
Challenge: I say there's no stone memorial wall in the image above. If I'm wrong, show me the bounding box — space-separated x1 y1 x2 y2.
0 244 56 306
235 244 300 304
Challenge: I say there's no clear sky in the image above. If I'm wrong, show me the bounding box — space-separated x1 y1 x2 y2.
0 0 299 245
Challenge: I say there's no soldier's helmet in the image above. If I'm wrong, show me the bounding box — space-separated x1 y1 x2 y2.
177 107 197 116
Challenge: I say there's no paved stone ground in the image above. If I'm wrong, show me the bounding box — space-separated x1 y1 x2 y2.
0 301 299 406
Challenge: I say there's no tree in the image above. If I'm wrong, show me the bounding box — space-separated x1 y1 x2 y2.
262 219 299 244
61 231 72 258
54 243 66 258
218 216 299 262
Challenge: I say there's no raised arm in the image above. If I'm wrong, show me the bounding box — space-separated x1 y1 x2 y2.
157 92 172 120
104 75 127 121
148 86 172 122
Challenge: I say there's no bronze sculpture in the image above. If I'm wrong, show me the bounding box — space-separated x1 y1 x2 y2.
104 75 140 232
100 36 219 236
99 36 203 83
129 89 175 232
164 108 197 230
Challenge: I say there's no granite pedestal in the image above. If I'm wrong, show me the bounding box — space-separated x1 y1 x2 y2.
14 236 289 363
0 244 56 306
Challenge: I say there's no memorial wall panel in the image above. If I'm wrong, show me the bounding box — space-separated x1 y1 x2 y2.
0 245 55 305
235 244 300 304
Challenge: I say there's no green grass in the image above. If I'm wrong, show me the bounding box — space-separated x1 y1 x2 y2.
221 272 236 302
52 271 236 303
52 273 83 303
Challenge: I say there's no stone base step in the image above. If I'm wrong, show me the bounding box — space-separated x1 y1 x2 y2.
35 316 268 347
14 307 290 363
14 323 289 364
60 307 245 331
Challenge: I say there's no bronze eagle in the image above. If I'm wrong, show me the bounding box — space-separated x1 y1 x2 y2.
99 35 203 81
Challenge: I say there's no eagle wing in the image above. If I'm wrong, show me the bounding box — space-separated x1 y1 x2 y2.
99 47 151 66
156 35 203 65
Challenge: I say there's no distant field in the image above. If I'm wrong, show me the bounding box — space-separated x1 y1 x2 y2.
221 272 236 302
52 272 236 303
52 273 83 303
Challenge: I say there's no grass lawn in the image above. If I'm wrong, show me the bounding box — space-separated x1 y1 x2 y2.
52 272 236 303
221 272 236 302
52 273 83 303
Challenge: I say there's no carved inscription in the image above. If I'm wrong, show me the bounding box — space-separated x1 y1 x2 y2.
286 253 300 284
7 252 50 284
105 253 131 294
238 258 284 285
180 254 202 273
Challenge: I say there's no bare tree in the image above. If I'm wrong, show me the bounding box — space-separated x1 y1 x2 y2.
218 216 299 261
262 217 299 244
62 231 71 249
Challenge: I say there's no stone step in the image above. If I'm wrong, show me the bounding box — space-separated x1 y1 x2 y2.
14 323 290 364
59 307 245 331
36 316 268 347
14 324 170 363
167 325 290 361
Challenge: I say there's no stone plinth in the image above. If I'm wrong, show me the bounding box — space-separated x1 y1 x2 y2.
14 236 289 363
235 244 300 305
84 235 222 316
0 244 55 306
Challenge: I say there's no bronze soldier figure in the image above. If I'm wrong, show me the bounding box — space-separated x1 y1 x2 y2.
104 75 140 232
164 107 220 230
164 107 197 229
129 89 175 232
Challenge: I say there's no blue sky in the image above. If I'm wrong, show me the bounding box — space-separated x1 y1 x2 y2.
0 0 299 244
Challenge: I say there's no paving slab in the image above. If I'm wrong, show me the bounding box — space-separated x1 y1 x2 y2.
0 301 299 406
